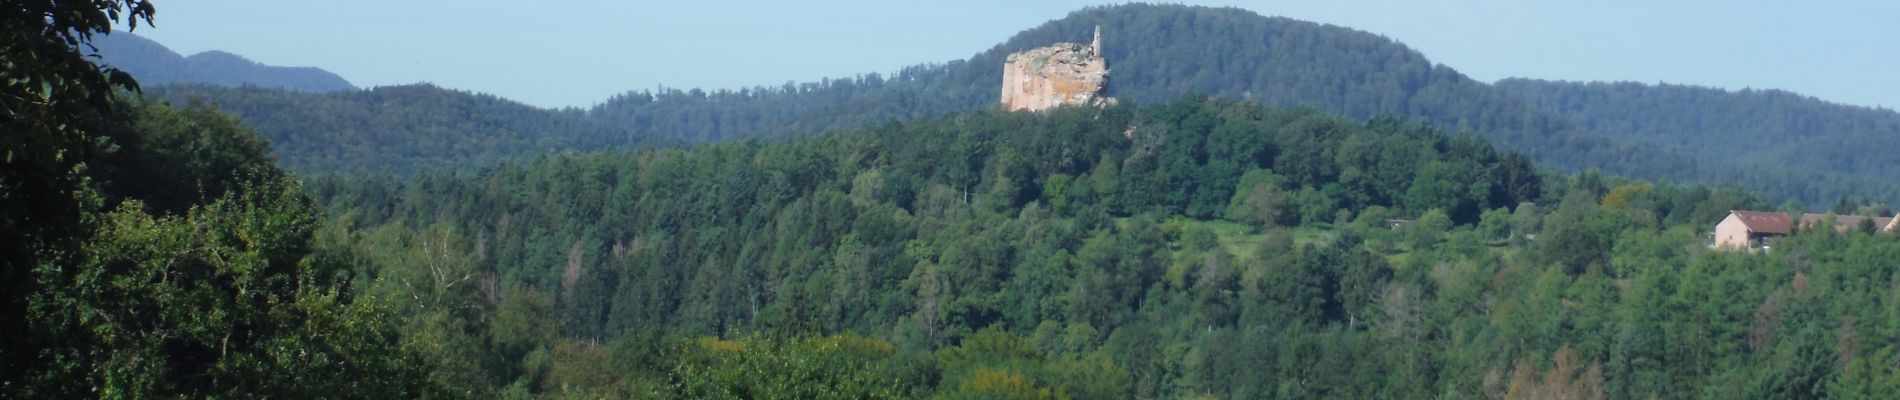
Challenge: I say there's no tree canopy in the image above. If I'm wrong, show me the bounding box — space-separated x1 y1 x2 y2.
298 96 1900 398
3 1 439 396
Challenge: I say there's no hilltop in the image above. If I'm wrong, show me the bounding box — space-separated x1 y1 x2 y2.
91 33 356 93
309 95 1880 398
146 4 1900 205
1496 78 1900 204
147 84 657 172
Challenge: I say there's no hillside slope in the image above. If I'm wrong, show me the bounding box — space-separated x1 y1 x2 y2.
152 4 1888 204
307 96 1870 399
584 5 1717 199
591 4 1598 154
314 97 1553 397
583 4 1900 205
91 33 356 93
147 84 655 172
1497 78 1900 204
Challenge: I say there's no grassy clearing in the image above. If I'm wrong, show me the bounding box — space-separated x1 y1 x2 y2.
1164 218 1331 257
1135 217 1522 268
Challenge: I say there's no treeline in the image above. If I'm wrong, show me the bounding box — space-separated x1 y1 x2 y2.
154 4 1895 207
1496 78 1900 205
298 95 1900 398
322 96 1541 396
91 32 358 93
147 83 663 172
585 3 1617 166
6 51 436 400
582 3 1900 207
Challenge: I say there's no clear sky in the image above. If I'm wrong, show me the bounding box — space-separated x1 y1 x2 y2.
129 0 1897 110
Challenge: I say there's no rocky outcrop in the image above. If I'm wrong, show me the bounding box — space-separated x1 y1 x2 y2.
1000 26 1114 112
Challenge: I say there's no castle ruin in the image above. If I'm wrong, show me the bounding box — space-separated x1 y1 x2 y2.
1000 26 1115 112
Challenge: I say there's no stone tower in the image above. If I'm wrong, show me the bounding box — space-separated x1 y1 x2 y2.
999 25 1114 112
1091 25 1102 53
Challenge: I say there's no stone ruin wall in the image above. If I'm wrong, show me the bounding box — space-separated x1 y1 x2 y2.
1000 26 1114 112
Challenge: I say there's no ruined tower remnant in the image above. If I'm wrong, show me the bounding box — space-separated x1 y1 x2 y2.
1000 26 1114 112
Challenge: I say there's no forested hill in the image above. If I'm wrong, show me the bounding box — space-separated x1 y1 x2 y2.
591 4 1650 171
165 4 1678 184
313 96 1567 397
1496 78 1900 204
305 95 1900 398
584 4 1886 206
147 84 660 172
91 33 356 93
963 5 1712 195
152 4 1883 204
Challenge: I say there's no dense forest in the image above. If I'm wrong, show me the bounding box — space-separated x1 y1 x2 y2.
146 4 1900 207
1496 78 1900 205
147 84 662 172
307 95 1900 398
17 0 1900 399
3 2 437 396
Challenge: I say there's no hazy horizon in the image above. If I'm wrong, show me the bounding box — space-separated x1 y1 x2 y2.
124 0 1897 109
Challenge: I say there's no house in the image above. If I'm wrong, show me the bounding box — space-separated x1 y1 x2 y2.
1712 211 1794 250
1712 210 1896 250
1797 213 1895 234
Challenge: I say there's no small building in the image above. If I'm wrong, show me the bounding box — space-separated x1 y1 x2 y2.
1798 214 1895 234
1712 210 1895 250
1712 211 1794 250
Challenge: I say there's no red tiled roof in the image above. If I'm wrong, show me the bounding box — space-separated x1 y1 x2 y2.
1799 214 1896 233
1729 210 1898 235
1730 211 1794 234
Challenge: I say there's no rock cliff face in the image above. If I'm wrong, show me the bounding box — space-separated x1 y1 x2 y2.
1000 26 1114 111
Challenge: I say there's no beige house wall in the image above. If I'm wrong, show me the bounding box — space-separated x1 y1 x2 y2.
1713 214 1754 249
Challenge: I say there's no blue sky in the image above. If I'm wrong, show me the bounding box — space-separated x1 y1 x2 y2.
130 1 1897 109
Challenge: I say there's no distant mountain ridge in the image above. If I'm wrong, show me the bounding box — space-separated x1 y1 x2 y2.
577 4 1900 205
584 4 1672 172
146 84 659 173
91 33 355 93
145 4 1900 205
1495 78 1900 203
1494 78 1900 164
